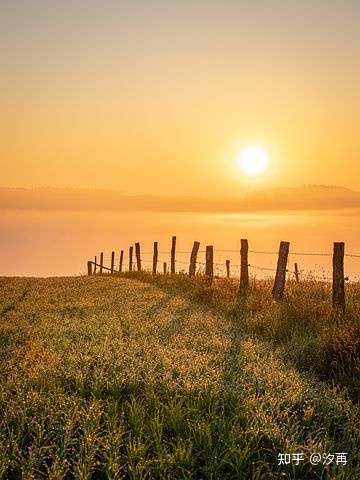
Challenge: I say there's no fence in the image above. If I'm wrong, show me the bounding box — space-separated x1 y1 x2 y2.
87 236 360 311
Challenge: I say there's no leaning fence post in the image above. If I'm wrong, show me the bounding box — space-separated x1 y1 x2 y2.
239 239 249 292
87 261 93 276
129 246 133 272
100 252 104 274
205 245 214 281
163 262 167 275
153 242 158 275
94 256 97 274
111 251 115 274
332 242 345 310
135 242 141 271
272 241 290 301
171 236 176 274
189 241 200 276
119 250 124 273
226 260 230 278
294 262 299 282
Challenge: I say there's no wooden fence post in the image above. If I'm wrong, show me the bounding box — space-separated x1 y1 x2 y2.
100 252 104 274
153 242 158 275
135 242 141 271
171 236 176 274
272 241 290 301
129 246 133 272
94 256 97 274
226 260 230 278
189 241 200 276
119 250 124 273
163 262 167 275
332 242 345 310
294 262 299 282
87 261 93 275
205 245 214 280
239 239 249 292
111 251 115 274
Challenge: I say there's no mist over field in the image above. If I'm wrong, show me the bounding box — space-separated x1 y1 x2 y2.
1 202 359 278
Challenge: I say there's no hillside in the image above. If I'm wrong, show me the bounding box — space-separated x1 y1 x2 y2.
1 275 360 478
1 185 360 212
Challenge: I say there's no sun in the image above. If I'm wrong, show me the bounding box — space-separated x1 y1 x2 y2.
236 145 269 177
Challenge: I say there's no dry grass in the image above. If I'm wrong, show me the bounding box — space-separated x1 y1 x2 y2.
0 274 359 478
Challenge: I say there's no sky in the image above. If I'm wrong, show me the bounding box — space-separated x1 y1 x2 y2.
2 0 360 196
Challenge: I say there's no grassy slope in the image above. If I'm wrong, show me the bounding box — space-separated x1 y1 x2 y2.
0 275 359 479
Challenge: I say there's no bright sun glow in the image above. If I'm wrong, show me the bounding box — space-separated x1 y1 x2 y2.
236 145 269 177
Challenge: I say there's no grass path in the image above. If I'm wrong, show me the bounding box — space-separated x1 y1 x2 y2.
0 276 359 479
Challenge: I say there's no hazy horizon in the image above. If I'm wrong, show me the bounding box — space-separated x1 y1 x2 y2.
2 1 359 277
1 184 360 213
0 207 359 278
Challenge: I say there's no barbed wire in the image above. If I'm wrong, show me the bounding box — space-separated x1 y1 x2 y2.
93 242 360 281
209 249 333 256
90 260 337 282
249 264 277 272
215 249 239 253
99 249 360 260
294 271 333 282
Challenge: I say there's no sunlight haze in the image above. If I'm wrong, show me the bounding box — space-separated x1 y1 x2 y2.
1 1 360 277
2 1 359 195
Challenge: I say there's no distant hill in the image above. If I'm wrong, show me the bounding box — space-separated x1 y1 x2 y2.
239 185 360 211
0 185 359 212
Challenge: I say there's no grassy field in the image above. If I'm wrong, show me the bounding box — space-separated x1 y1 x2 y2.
0 274 360 479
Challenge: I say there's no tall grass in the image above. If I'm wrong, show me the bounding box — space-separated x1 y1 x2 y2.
0 275 359 479
123 271 360 400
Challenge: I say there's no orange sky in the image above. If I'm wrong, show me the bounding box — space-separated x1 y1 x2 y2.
2 1 360 196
